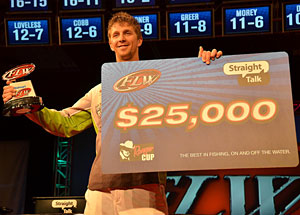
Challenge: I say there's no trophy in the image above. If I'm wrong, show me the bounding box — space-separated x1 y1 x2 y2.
2 63 44 116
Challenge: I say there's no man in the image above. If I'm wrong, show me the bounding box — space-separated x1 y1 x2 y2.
2 12 222 215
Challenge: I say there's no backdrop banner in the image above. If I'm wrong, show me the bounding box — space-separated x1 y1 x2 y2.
101 52 298 174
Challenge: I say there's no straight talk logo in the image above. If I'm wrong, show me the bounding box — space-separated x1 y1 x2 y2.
51 199 77 214
223 61 270 86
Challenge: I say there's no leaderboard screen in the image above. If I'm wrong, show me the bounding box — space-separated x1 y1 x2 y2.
223 5 271 35
284 3 300 31
59 17 103 44
168 0 211 4
61 0 102 10
167 11 213 39
5 19 50 45
9 0 48 12
133 14 159 40
115 0 155 8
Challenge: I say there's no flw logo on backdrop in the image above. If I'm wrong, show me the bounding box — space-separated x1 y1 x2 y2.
119 140 155 161
223 61 270 86
113 69 161 93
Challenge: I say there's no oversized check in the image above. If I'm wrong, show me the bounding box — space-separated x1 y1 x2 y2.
101 52 299 174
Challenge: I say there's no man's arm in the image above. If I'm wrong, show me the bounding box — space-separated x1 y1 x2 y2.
26 106 93 137
3 80 93 137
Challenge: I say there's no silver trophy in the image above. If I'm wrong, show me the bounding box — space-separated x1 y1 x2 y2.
2 63 43 116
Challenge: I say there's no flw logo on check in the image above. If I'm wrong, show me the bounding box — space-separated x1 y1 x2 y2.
223 61 270 86
113 69 161 93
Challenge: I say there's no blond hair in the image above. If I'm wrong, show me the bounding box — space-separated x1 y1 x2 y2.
107 12 142 40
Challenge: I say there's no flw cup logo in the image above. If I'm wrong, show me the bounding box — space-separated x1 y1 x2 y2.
120 140 155 162
2 63 35 81
15 88 31 98
113 69 161 93
223 61 270 86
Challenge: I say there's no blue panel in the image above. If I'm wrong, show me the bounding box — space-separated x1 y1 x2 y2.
7 19 50 45
133 14 159 40
168 11 212 38
62 0 102 10
9 0 48 11
284 3 300 31
60 17 103 43
115 0 155 8
224 6 270 35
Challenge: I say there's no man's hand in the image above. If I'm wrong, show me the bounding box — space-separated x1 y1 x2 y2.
198 46 223 65
2 81 16 103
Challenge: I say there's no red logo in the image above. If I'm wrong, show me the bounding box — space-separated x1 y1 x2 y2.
113 69 161 93
2 64 35 81
15 88 31 98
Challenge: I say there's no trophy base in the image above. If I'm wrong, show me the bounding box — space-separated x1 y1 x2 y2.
3 96 44 117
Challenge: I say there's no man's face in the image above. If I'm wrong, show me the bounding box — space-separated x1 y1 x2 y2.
109 22 143 62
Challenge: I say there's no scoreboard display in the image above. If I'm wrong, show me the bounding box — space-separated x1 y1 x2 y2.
133 13 159 40
2 1 297 46
115 0 155 8
9 0 48 12
5 18 50 45
223 5 271 35
61 0 102 10
59 16 104 44
284 3 300 31
167 10 213 39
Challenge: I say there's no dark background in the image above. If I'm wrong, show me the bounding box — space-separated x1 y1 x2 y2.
0 0 299 213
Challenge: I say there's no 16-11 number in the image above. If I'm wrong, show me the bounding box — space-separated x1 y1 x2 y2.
174 20 206 33
66 26 97 39
64 0 100 6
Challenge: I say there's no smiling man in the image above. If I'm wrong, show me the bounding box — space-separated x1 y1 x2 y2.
108 12 143 62
2 12 222 215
